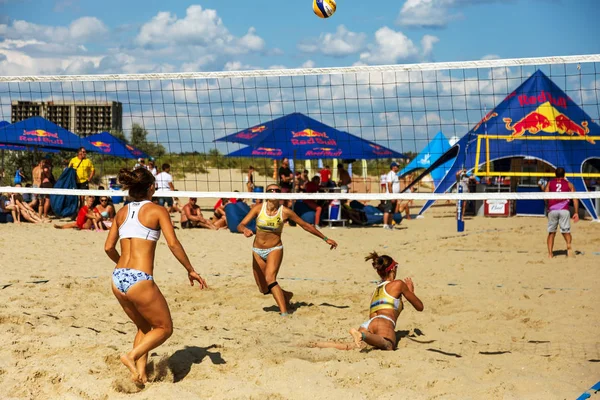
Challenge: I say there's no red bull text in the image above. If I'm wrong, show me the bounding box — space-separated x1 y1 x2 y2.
517 90 569 108
304 148 343 157
369 143 392 156
251 147 282 157
291 129 336 145
20 130 63 145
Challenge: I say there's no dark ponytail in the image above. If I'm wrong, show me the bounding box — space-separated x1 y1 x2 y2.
118 168 155 200
365 251 395 275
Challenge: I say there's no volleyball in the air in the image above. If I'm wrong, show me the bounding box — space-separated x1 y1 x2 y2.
313 0 337 18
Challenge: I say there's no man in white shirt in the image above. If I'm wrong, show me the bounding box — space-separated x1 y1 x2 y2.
155 163 174 209
383 162 400 229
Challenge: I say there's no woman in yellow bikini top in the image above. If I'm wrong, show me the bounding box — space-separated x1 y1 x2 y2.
238 183 338 316
255 201 284 233
308 251 423 352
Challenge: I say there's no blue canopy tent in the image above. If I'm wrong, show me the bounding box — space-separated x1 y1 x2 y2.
215 112 405 160
0 143 59 153
408 70 600 220
0 121 9 129
85 131 149 159
398 131 453 189
0 116 98 152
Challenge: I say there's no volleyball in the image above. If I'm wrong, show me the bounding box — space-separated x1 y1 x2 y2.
313 0 337 18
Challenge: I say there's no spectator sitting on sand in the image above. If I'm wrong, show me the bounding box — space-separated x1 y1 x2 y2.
212 197 232 230
181 198 218 229
95 196 116 229
54 196 103 230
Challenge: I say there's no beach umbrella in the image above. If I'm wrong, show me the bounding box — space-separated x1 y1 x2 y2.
0 116 97 152
216 112 405 160
85 131 149 159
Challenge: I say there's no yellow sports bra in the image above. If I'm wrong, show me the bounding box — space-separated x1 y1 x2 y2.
369 281 403 314
256 203 284 233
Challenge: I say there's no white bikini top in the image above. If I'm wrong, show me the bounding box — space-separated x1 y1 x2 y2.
119 200 161 241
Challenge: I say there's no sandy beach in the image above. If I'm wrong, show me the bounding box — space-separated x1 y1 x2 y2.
0 196 599 399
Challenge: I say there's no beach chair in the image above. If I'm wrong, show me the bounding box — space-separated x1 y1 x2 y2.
322 201 347 228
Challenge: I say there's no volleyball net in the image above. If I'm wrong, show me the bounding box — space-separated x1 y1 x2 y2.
1 54 600 211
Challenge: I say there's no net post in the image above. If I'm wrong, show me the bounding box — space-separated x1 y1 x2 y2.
457 184 465 232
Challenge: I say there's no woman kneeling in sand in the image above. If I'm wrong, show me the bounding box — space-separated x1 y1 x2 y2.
104 168 208 384
311 251 423 350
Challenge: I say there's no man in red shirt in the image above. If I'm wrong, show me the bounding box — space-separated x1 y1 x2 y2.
544 167 578 258
303 176 323 228
319 165 332 188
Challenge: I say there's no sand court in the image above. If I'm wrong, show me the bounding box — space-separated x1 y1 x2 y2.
0 208 598 399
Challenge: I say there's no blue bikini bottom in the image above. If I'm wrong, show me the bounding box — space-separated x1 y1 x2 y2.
112 268 153 293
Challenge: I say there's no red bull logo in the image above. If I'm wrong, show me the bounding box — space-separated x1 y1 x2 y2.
19 129 63 145
369 143 392 156
23 129 59 139
305 147 343 157
235 132 259 140
235 125 267 140
250 125 266 133
126 144 142 156
517 90 569 108
504 101 594 144
473 111 498 131
291 129 336 146
292 129 328 138
91 141 111 152
252 147 282 156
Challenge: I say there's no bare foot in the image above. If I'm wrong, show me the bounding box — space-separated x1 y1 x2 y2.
53 224 62 229
349 328 365 349
548 253 554 259
139 373 148 384
567 247 575 257
120 353 140 383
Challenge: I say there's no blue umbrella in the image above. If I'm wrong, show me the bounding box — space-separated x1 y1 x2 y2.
216 112 405 160
0 143 59 153
0 116 98 152
85 131 149 159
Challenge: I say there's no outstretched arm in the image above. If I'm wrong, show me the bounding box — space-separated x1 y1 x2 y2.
284 208 337 249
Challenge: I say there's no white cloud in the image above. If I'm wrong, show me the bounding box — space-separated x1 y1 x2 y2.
300 60 316 68
135 5 265 55
0 16 107 43
481 54 501 60
397 0 503 28
359 27 438 64
298 25 366 57
0 5 271 76
223 61 260 71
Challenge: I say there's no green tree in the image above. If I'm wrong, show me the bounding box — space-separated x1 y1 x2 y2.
130 124 166 158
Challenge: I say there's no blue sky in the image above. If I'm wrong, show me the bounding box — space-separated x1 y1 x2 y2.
1 0 599 75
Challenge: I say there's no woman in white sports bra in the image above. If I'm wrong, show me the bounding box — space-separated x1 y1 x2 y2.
237 183 338 316
104 168 208 385
310 251 423 351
